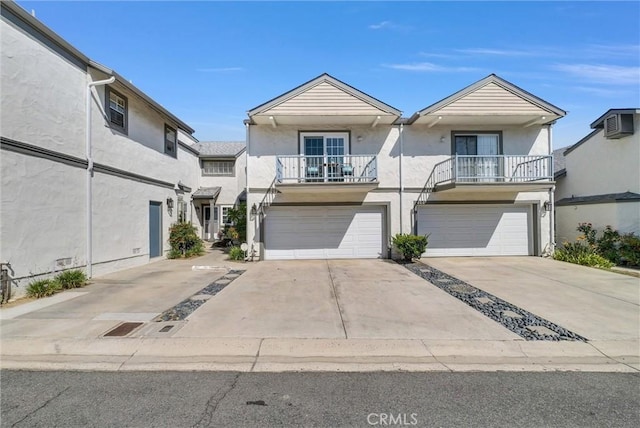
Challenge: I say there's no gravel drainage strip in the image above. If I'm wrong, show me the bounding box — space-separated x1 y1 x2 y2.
154 270 245 322
401 262 587 342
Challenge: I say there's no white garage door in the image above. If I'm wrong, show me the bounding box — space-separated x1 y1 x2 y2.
265 206 384 260
417 205 531 257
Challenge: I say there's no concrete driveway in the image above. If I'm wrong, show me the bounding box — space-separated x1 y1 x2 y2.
424 257 640 341
176 260 520 340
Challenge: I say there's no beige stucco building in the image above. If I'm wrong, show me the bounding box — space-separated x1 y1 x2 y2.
555 109 640 243
245 74 565 260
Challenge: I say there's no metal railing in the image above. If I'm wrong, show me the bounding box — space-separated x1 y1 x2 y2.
414 155 553 207
454 155 552 183
275 155 378 184
257 177 278 216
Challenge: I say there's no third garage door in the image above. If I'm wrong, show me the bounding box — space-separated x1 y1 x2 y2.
264 206 384 260
417 204 532 257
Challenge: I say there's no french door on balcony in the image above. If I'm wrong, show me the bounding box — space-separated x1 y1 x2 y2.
300 132 348 182
454 134 501 182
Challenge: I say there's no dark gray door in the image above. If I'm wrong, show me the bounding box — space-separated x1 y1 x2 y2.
149 202 162 258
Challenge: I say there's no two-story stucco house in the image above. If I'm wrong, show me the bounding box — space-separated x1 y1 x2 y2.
0 1 243 298
245 73 565 260
192 141 247 241
554 109 640 242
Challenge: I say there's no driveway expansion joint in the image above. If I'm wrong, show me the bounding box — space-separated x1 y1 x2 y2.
154 270 245 322
401 261 588 342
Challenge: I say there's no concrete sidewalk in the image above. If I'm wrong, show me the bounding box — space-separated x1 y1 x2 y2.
1 254 638 373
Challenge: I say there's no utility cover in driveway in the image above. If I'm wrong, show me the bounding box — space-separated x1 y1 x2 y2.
264 206 384 259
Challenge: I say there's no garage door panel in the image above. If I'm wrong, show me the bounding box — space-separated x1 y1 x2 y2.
265 206 384 260
418 205 531 257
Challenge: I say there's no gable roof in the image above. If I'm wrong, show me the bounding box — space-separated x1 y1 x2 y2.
407 74 566 125
196 141 246 158
247 73 401 119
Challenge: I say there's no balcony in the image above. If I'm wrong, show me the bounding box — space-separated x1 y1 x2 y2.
275 155 378 193
421 154 553 197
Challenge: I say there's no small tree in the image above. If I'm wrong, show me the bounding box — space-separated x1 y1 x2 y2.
392 233 429 262
225 203 247 242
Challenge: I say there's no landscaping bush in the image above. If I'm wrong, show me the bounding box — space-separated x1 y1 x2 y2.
553 243 614 268
620 233 640 266
26 279 60 298
392 233 428 262
596 226 621 264
169 222 204 258
228 246 245 261
55 269 87 289
225 203 247 242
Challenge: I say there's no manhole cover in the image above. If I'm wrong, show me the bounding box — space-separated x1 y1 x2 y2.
104 322 143 337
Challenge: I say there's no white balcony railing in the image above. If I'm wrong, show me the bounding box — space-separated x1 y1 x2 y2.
276 155 377 184
416 155 553 205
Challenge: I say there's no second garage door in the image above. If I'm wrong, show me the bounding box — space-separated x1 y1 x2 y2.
417 204 532 257
264 206 384 260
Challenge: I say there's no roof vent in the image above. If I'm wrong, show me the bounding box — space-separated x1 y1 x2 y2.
604 113 634 139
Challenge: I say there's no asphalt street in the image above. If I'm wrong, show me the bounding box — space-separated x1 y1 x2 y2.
1 371 639 427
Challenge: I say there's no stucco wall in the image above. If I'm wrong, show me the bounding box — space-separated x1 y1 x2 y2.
247 124 400 190
1 12 86 157
1 13 200 298
555 120 640 200
199 152 247 206
556 202 640 243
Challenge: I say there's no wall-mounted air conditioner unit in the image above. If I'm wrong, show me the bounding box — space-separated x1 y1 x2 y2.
604 113 634 139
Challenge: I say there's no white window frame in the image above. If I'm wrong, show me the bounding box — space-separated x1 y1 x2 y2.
221 206 233 226
164 124 177 158
202 160 235 176
106 87 127 134
299 132 349 156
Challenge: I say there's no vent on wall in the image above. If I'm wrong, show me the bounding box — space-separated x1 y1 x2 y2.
604 114 634 139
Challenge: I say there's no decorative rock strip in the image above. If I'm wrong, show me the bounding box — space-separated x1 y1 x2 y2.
154 270 245 322
401 262 587 342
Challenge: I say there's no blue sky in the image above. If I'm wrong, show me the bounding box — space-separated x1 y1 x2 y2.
15 1 640 149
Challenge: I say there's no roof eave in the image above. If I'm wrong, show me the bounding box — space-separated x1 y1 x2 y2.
590 108 640 129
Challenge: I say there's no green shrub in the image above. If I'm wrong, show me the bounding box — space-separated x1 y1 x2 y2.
55 269 87 289
169 222 204 258
620 233 640 267
225 203 247 242
26 279 59 298
553 242 614 268
597 226 621 264
392 233 428 262
228 246 245 261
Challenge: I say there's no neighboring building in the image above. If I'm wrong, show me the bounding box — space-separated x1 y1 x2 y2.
245 73 565 260
0 2 242 298
192 141 246 240
555 109 640 242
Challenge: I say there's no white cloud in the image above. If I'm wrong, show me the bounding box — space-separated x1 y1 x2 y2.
368 21 411 31
551 63 639 85
196 67 244 73
455 48 535 57
572 86 629 98
384 62 480 72
586 44 640 59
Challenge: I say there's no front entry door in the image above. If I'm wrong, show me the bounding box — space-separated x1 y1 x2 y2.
149 201 162 258
203 206 211 240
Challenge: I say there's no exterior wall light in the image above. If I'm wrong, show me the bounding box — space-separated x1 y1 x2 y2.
250 203 258 220
166 197 174 210
543 201 552 212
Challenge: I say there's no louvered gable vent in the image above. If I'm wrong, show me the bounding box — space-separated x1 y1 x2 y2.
604 113 634 139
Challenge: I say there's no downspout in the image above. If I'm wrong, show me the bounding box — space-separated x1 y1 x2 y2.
86 75 115 278
548 124 555 255
399 123 404 233
245 122 253 259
